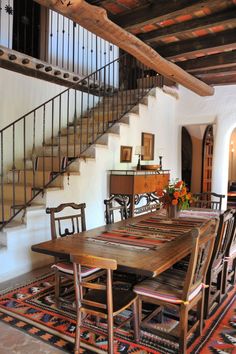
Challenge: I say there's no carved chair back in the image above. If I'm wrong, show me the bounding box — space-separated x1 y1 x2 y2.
193 192 225 210
212 209 236 265
183 218 218 301
46 202 86 240
71 254 117 319
104 195 129 224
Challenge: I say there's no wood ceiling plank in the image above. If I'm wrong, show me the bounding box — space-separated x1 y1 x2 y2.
33 0 214 96
138 9 236 43
156 29 236 60
112 0 228 30
177 50 236 72
195 73 236 85
193 65 236 76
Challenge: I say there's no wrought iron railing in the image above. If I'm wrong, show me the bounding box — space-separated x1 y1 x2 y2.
0 0 118 76
0 52 163 229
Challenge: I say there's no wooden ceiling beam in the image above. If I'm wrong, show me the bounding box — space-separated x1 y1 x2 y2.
193 65 236 76
33 0 214 96
195 73 236 85
139 9 236 43
112 0 226 30
156 29 236 60
177 50 236 73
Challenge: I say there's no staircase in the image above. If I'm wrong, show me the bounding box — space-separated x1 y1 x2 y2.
0 53 163 230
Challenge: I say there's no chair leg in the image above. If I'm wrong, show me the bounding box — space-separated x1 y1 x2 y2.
54 271 61 308
179 304 188 354
132 299 140 342
74 307 82 354
107 312 114 354
197 295 204 336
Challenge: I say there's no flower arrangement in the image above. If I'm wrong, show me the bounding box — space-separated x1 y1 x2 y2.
157 179 193 210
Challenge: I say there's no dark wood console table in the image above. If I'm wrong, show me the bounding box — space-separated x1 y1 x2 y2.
109 170 170 216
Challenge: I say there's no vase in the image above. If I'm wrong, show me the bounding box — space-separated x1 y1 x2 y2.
167 204 180 219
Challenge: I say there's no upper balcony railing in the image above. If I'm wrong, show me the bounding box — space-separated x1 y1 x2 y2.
0 0 118 76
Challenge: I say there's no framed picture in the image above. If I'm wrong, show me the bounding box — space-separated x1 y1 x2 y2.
120 146 132 162
142 133 155 161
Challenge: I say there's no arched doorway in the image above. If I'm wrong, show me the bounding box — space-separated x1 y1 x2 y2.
201 125 214 193
181 127 192 190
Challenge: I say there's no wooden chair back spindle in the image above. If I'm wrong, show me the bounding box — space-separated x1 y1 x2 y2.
182 219 218 302
46 202 86 240
104 195 129 224
193 192 225 210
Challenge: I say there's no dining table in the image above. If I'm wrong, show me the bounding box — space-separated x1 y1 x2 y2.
31 208 220 277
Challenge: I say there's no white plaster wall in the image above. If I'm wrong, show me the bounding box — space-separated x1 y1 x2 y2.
177 85 236 209
45 88 179 230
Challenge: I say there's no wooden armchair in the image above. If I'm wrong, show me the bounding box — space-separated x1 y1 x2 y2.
192 192 225 210
133 219 218 354
104 195 129 224
71 253 139 354
222 210 236 293
46 202 104 307
204 209 235 318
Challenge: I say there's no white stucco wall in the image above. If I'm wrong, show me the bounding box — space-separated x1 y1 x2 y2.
177 85 236 209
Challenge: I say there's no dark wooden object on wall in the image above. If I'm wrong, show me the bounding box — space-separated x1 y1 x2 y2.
71 253 139 354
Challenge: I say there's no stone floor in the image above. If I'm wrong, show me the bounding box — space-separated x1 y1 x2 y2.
0 266 66 354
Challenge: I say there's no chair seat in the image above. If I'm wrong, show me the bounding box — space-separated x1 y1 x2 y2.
52 262 100 277
134 268 202 304
83 289 137 315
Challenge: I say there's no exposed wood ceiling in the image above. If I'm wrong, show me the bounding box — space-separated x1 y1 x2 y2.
87 0 236 86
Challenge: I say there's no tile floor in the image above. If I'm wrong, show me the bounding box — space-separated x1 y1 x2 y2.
0 266 66 353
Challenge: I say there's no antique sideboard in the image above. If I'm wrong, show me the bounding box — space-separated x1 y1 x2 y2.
109 170 170 216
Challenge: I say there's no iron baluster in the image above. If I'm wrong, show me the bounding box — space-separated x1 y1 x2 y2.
66 90 70 162
67 17 70 71
32 111 36 195
42 104 46 187
1 131 4 223
62 15 65 68
58 94 62 174
51 98 54 173
23 116 26 206
12 124 15 214
56 12 59 67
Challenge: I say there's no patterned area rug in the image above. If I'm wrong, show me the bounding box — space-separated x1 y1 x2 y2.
0 273 235 353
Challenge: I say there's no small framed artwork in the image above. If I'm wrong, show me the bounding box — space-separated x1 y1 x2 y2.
120 146 133 162
142 132 155 161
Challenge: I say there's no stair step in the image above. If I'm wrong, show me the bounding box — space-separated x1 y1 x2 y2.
2 184 32 203
35 156 68 172
20 170 63 188
0 202 12 222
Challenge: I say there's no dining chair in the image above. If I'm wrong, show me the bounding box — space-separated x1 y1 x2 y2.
104 195 129 224
70 253 139 354
222 210 236 293
133 218 218 354
192 192 225 210
204 209 235 318
46 202 104 307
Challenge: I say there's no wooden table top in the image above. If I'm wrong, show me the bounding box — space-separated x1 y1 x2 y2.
32 210 217 277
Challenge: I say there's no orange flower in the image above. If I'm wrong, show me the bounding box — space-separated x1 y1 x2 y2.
173 191 180 199
181 187 187 195
175 180 182 188
172 199 178 206
186 193 192 200
157 189 163 197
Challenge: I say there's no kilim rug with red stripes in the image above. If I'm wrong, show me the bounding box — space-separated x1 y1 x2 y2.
0 273 235 353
